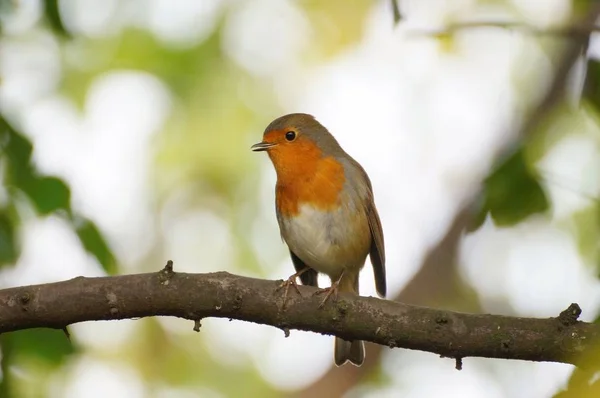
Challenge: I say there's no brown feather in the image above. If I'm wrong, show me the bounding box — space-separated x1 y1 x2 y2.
367 201 386 297
344 158 387 298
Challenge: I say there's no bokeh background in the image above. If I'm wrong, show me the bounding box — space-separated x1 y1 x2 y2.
2 0 600 397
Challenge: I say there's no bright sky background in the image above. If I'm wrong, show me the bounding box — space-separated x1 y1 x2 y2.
2 0 600 397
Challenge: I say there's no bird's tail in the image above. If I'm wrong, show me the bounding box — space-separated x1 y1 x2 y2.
334 338 365 366
333 270 365 366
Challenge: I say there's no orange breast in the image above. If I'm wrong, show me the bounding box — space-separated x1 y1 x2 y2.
269 139 345 217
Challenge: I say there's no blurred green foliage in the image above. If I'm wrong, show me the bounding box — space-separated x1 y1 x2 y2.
0 329 76 397
43 0 69 37
0 116 116 273
125 319 277 397
75 219 117 274
2 118 72 215
61 28 227 107
554 338 600 398
470 149 549 230
0 210 18 265
299 0 374 58
569 206 600 270
1 329 75 367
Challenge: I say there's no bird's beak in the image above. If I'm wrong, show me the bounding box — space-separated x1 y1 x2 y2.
251 141 277 152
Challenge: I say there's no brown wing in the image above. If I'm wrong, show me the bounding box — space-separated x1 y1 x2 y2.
367 200 386 297
345 158 386 298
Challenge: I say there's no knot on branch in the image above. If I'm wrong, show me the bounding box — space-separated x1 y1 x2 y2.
158 260 175 285
558 303 582 326
455 357 463 370
193 318 202 332
10 291 33 312
19 292 30 305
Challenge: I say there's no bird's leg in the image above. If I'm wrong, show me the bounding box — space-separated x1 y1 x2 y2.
315 271 345 308
276 267 311 305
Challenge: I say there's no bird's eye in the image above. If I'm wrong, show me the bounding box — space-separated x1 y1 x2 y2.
285 131 296 141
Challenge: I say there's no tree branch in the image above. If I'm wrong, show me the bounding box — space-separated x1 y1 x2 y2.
0 262 598 366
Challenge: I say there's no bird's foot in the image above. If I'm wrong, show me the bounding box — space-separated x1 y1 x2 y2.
277 275 302 299
276 268 309 308
315 281 341 308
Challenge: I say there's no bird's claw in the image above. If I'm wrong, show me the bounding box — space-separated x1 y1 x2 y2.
276 275 303 309
315 284 340 308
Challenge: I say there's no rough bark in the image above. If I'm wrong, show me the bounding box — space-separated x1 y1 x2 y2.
0 262 597 366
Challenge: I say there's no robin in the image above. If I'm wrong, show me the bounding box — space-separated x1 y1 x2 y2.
251 113 386 367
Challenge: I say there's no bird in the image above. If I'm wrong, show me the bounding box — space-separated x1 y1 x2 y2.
251 113 386 367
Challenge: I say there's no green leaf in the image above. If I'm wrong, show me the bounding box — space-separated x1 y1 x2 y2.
583 59 600 107
0 208 19 266
0 329 75 366
23 176 71 215
2 118 37 194
75 219 117 274
1 118 71 214
470 149 549 230
43 0 70 37
569 206 600 267
1 120 33 181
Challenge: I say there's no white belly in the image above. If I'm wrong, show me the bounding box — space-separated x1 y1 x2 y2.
280 203 371 279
